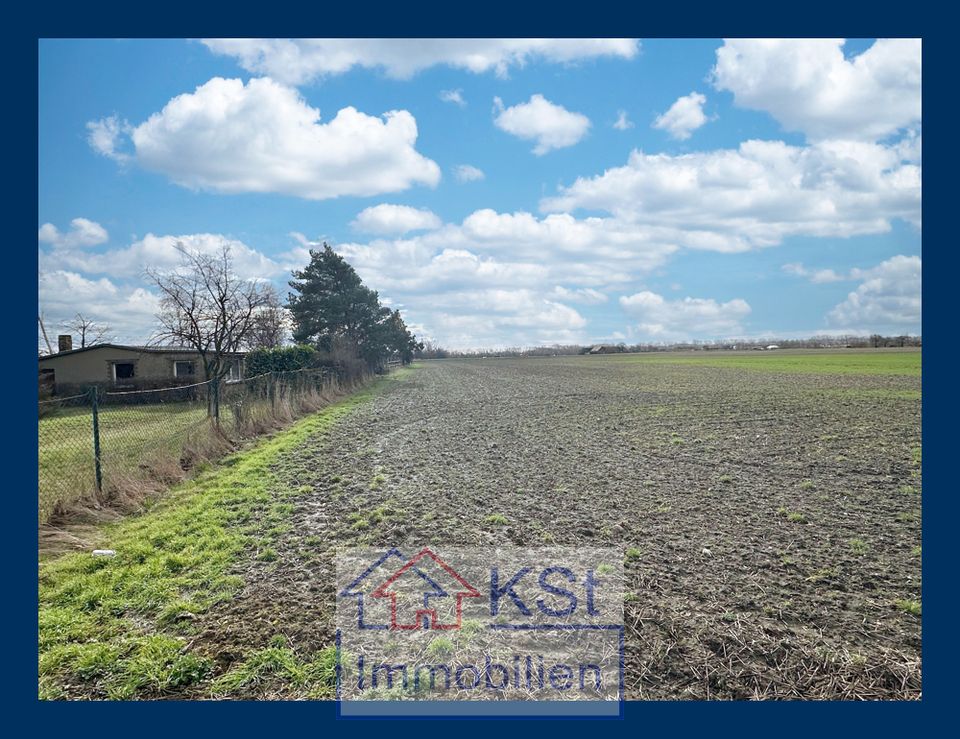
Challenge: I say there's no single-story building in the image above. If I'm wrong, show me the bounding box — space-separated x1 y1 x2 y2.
39 337 244 395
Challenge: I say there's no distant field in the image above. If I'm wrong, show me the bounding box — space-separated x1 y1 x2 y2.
188 353 917 699
38 353 921 699
608 348 921 376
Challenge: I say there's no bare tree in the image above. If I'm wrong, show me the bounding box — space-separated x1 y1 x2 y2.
64 313 112 348
148 243 275 389
246 303 289 349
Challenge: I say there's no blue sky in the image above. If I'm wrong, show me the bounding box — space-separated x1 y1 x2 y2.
38 38 921 349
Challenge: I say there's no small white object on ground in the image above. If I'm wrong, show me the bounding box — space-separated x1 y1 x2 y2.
92 549 116 557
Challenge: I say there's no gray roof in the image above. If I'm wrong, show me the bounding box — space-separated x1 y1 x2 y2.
39 343 246 361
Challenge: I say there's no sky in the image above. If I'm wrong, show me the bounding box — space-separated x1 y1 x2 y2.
38 38 921 350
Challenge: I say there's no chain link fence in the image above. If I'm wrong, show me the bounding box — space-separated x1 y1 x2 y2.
38 367 348 524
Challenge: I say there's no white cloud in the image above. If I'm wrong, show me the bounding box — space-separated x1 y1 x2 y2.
712 38 921 141
550 286 608 304
86 115 131 162
331 210 676 297
201 38 639 85
828 255 921 329
493 94 591 155
439 89 466 107
89 77 440 200
652 92 708 140
290 206 688 349
620 290 751 339
781 262 845 283
40 270 117 301
39 232 287 345
38 218 109 248
456 209 676 270
453 164 485 182
613 110 634 130
541 139 920 250
38 270 161 345
296 228 599 349
351 204 442 235
397 290 588 350
42 232 281 281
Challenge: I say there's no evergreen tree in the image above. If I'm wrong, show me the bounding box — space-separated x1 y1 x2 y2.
287 245 381 349
287 244 420 367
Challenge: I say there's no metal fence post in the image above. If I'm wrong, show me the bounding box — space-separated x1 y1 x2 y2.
89 386 103 493
211 376 221 426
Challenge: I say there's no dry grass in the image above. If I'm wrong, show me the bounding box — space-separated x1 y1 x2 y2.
39 371 368 554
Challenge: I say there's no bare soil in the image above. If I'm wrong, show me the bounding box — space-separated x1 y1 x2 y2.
194 354 922 699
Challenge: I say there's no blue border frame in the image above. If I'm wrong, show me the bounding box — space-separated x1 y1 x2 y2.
15 2 949 735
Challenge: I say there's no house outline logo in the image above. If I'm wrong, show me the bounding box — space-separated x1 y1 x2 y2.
340 548 431 630
372 547 481 631
339 547 480 631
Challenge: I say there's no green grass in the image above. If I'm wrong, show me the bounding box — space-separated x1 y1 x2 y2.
894 599 921 616
485 513 509 525
777 508 807 524
806 567 836 583
38 373 403 700
822 388 922 401
255 547 278 562
611 349 920 377
209 636 337 698
426 637 454 657
849 538 869 555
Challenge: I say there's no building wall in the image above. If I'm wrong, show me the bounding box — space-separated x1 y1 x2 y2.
38 347 240 394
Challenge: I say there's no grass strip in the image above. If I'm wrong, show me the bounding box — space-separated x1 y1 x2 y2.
38 372 406 700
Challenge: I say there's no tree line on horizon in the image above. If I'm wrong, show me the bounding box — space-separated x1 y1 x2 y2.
414 333 922 359
41 241 918 372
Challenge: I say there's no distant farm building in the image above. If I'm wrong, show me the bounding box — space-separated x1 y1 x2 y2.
586 344 626 355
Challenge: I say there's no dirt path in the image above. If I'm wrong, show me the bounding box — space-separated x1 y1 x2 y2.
195 356 922 699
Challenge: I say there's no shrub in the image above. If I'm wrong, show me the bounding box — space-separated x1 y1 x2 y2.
245 345 317 376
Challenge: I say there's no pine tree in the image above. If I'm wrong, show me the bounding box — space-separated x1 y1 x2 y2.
287 244 421 367
287 244 381 349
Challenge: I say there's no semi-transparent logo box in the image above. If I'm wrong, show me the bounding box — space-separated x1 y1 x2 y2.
335 547 624 717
